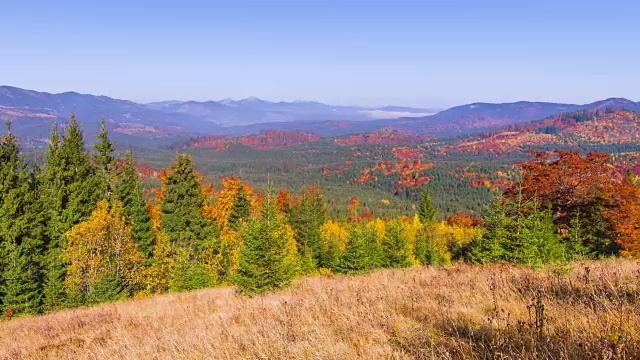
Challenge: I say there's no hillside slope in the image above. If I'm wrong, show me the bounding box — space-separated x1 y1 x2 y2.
447 108 640 154
1 260 638 359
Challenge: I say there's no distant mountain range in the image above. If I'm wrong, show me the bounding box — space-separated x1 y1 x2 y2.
0 85 638 148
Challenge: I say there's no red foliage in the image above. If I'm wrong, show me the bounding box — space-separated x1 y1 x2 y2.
334 129 429 146
391 146 422 160
275 188 294 214
113 160 159 180
358 159 434 190
187 130 322 150
510 150 640 256
445 212 485 228
445 109 640 155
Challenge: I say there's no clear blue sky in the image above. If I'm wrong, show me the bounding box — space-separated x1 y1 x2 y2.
1 1 638 108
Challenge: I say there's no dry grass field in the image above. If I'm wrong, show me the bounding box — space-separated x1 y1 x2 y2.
1 259 639 359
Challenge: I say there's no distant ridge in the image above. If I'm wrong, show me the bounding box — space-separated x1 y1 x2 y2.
0 85 637 147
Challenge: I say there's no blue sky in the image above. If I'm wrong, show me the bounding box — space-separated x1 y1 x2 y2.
1 1 638 108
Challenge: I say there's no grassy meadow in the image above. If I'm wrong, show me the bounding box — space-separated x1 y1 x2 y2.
1 259 639 359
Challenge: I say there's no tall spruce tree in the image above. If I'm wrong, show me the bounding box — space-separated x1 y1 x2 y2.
381 219 414 268
93 119 116 200
160 153 217 251
290 186 327 268
160 153 218 290
113 149 154 258
228 186 250 231
335 225 376 274
0 122 44 315
234 186 299 294
41 116 100 311
467 197 512 264
418 185 437 225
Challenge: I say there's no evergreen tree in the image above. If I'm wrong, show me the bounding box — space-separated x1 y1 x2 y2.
565 211 593 260
510 204 565 267
467 198 510 264
234 187 299 294
160 153 217 251
60 115 101 227
228 186 250 231
40 116 100 311
290 186 327 268
418 185 437 225
468 196 565 267
0 122 43 314
335 225 376 274
85 275 127 305
113 149 154 258
159 153 219 290
381 220 414 268
93 119 116 200
169 248 214 292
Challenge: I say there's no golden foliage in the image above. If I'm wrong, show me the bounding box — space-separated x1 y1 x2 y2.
320 220 348 252
204 176 254 230
64 200 144 297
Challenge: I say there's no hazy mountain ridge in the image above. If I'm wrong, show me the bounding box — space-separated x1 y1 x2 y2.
1 85 637 148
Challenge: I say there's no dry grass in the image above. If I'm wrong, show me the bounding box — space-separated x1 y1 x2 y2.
2 259 640 359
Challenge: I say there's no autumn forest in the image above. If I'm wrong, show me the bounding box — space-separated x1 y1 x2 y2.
1 106 640 320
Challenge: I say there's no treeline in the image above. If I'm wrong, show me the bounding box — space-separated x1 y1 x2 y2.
0 117 473 315
1 118 639 317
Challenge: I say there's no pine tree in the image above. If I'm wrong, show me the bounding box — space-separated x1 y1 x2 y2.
234 186 299 294
39 122 66 311
93 119 116 200
0 122 44 315
113 149 154 258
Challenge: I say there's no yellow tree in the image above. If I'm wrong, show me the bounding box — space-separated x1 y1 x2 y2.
64 200 144 305
203 177 255 281
204 176 254 231
319 220 349 269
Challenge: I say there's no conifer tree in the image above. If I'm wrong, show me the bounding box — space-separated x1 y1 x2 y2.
467 198 512 264
0 122 43 314
160 153 217 251
93 119 116 200
228 186 250 231
40 116 100 310
290 186 327 268
159 153 219 290
234 186 299 294
381 219 414 268
418 185 437 225
335 225 375 274
113 149 154 258
508 203 565 267
39 122 66 311
565 212 593 260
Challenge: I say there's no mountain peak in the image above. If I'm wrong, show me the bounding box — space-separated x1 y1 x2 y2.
239 96 269 103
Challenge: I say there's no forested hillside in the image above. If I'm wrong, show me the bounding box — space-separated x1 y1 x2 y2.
1 113 640 318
